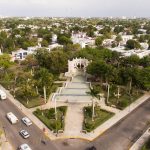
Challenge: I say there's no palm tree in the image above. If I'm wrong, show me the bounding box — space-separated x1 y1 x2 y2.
34 68 53 103
87 87 99 121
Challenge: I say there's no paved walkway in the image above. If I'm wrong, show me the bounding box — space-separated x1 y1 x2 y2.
130 128 150 150
64 104 84 136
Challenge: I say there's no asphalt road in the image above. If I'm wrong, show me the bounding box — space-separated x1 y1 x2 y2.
55 98 150 150
0 99 59 150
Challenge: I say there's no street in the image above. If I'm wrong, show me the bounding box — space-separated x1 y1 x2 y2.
0 99 59 150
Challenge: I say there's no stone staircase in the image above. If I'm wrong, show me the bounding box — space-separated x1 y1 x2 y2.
54 75 92 103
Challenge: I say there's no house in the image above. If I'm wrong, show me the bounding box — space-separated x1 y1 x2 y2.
48 43 63 51
52 34 57 43
71 32 95 48
119 35 134 46
27 44 41 53
11 49 29 61
110 47 150 58
140 43 149 50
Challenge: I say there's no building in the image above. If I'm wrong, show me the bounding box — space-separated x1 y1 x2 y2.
120 35 134 45
48 43 63 51
71 32 95 48
11 49 29 61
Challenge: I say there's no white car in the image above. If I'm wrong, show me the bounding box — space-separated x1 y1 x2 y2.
6 112 19 124
19 144 32 150
21 117 32 126
19 130 30 139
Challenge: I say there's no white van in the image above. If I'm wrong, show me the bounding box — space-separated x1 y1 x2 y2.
0 89 6 100
6 112 19 124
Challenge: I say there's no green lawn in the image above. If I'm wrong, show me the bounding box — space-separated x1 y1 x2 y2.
83 106 114 132
92 83 144 110
14 83 63 108
34 106 67 133
18 97 45 108
108 90 144 109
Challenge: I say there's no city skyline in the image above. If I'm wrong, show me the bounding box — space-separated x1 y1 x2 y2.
0 0 149 18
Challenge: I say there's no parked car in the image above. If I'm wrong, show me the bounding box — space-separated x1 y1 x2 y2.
6 112 19 124
0 89 6 100
19 130 30 139
22 117 32 126
19 143 32 150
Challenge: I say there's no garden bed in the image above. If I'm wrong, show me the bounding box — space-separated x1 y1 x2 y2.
83 106 114 132
34 106 67 133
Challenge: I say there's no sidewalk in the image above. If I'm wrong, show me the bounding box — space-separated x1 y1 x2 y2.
0 85 150 141
64 104 84 136
129 128 150 150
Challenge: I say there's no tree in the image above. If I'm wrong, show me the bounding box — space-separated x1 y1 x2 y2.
87 61 113 84
57 35 72 45
95 36 104 47
0 54 12 72
19 79 38 104
114 26 124 34
123 55 140 67
34 68 53 103
87 87 99 121
140 56 150 67
115 35 122 46
41 39 49 47
126 39 141 49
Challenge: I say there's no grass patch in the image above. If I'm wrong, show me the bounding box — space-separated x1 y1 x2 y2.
18 97 45 108
34 106 67 133
91 83 144 110
108 88 144 109
83 106 114 132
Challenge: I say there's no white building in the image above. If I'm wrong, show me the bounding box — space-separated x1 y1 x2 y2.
52 34 57 43
140 43 149 50
48 43 63 51
71 32 95 48
120 35 134 45
27 44 41 53
103 39 114 47
11 49 29 61
110 47 150 58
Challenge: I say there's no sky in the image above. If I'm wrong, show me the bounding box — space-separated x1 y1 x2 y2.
0 0 149 18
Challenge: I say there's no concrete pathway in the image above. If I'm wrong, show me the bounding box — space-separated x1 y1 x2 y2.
64 104 84 136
